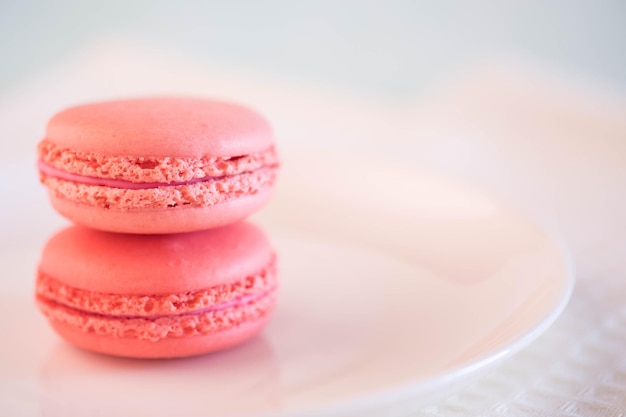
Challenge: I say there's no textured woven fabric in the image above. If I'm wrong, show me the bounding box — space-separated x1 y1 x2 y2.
416 256 626 416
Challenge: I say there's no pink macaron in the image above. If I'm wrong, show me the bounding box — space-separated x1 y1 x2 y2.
35 222 278 358
37 97 279 234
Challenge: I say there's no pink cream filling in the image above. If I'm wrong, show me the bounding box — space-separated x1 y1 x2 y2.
38 160 219 190
37 289 277 341
38 287 276 320
125 289 274 320
36 265 279 341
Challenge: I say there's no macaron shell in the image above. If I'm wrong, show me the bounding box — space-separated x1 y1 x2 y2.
45 97 274 157
48 185 273 236
49 316 272 359
38 221 274 294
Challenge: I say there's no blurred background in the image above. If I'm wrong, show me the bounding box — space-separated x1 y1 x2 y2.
2 1 626 415
2 1 625 97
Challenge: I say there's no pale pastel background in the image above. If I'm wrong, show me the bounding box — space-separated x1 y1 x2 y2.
1 1 626 416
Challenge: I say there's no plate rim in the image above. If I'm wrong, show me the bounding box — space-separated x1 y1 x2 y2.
287 232 575 417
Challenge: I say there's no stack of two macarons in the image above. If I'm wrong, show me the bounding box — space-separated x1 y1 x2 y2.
36 98 280 358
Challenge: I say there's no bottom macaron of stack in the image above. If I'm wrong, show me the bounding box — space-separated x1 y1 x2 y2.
35 223 278 358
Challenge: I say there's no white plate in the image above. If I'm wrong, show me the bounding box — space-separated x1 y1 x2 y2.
0 151 573 417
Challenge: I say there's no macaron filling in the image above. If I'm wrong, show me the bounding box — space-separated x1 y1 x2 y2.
37 139 279 210
38 160 223 190
38 139 279 184
36 258 278 342
37 291 276 342
40 167 277 210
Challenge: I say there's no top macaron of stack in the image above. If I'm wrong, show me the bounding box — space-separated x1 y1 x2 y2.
37 97 280 234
